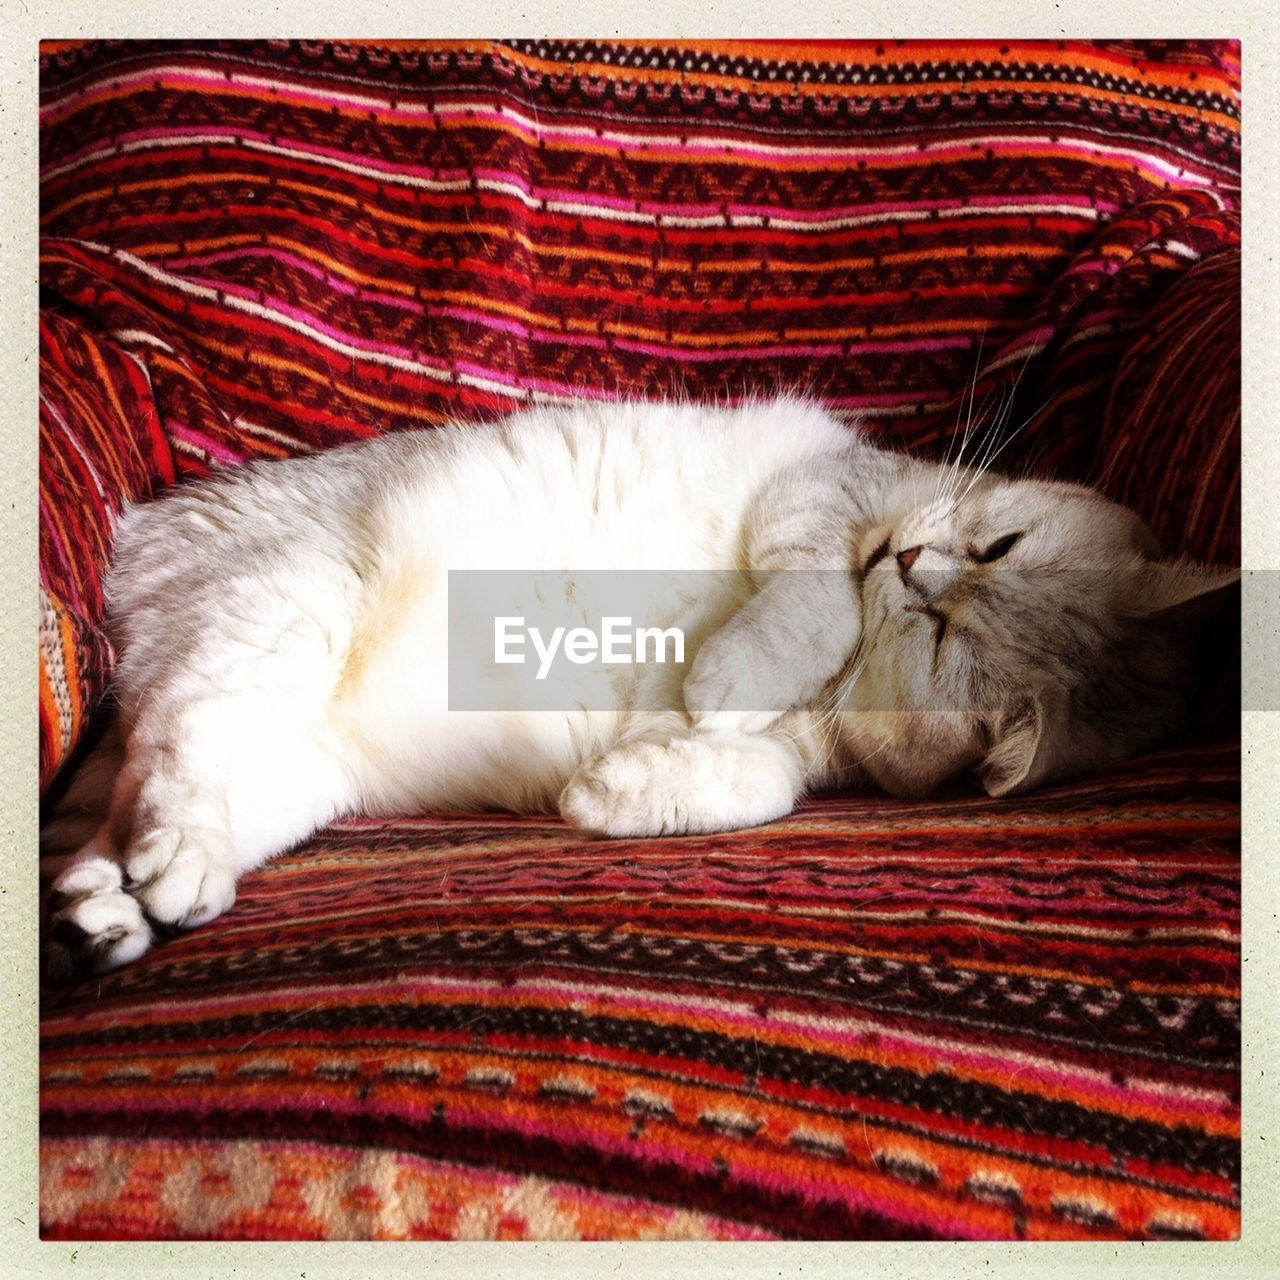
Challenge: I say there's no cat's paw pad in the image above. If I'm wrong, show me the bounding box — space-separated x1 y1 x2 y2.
43 856 153 982
125 828 237 929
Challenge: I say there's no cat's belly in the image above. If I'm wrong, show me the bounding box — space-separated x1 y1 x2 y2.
323 552 753 815
315 406 799 813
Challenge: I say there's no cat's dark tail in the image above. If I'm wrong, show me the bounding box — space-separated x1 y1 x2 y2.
40 719 124 862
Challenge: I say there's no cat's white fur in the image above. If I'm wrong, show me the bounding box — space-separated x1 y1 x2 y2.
40 397 1233 979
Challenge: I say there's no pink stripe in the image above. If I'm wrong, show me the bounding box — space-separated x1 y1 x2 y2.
1064 257 1125 278
165 423 242 464
435 1101 1001 1238
44 967 1227 1123
42 57 1240 187
136 259 978 388
150 257 982 368
161 247 425 318
480 979 1234 1123
37 493 90 617
465 164 1060 224
606 992 1233 1122
161 270 428 366
253 862 1231 920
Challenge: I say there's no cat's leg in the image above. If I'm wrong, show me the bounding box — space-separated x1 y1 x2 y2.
41 724 235 981
559 726 806 838
683 568 860 735
43 705 353 979
40 721 149 977
684 453 866 735
42 608 356 980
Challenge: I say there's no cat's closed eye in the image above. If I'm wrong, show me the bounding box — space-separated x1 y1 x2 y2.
969 532 1023 563
863 536 891 573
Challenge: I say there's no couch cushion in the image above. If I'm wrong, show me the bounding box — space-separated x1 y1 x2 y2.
38 311 175 787
37 39 1243 784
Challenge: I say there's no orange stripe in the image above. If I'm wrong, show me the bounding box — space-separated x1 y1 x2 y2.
77 976 1233 1134
110 231 1037 343
38 648 66 764
80 343 141 494
42 95 1238 188
171 340 448 425
43 61 1235 131
43 387 114 567
56 603 82 731
109 230 1027 329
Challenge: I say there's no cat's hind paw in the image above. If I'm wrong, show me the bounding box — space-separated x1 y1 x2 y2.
42 856 154 982
124 826 237 930
41 825 238 982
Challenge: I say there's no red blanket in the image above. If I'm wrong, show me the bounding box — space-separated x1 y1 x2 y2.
39 39 1240 1241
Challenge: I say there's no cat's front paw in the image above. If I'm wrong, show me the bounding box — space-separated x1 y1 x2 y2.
42 855 154 982
560 736 799 838
560 741 686 837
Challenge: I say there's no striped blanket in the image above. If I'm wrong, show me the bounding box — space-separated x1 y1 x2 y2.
38 39 1240 1241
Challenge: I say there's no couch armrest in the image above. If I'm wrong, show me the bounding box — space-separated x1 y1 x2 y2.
38 310 175 787
1099 247 1240 565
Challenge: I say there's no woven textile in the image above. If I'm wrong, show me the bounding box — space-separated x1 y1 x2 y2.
40 744 1241 1241
1100 248 1241 564
39 39 1240 1240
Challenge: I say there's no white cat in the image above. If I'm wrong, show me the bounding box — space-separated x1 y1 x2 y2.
40 396 1233 979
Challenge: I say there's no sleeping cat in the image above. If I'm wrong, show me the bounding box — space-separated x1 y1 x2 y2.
40 396 1233 980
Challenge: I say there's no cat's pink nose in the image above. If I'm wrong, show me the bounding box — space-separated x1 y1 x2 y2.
897 546 921 574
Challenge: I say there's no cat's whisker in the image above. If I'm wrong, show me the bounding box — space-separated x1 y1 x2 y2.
938 335 1042 513
850 733 899 771
950 398 1046 511
948 371 1046 512
932 335 990 510
775 649 867 765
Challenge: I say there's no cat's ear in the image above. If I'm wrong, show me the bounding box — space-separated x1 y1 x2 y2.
1127 561 1240 623
976 696 1047 798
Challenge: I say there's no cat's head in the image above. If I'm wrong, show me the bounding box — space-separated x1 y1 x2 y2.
838 476 1236 798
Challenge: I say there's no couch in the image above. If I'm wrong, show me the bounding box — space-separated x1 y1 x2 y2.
38 38 1241 1241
